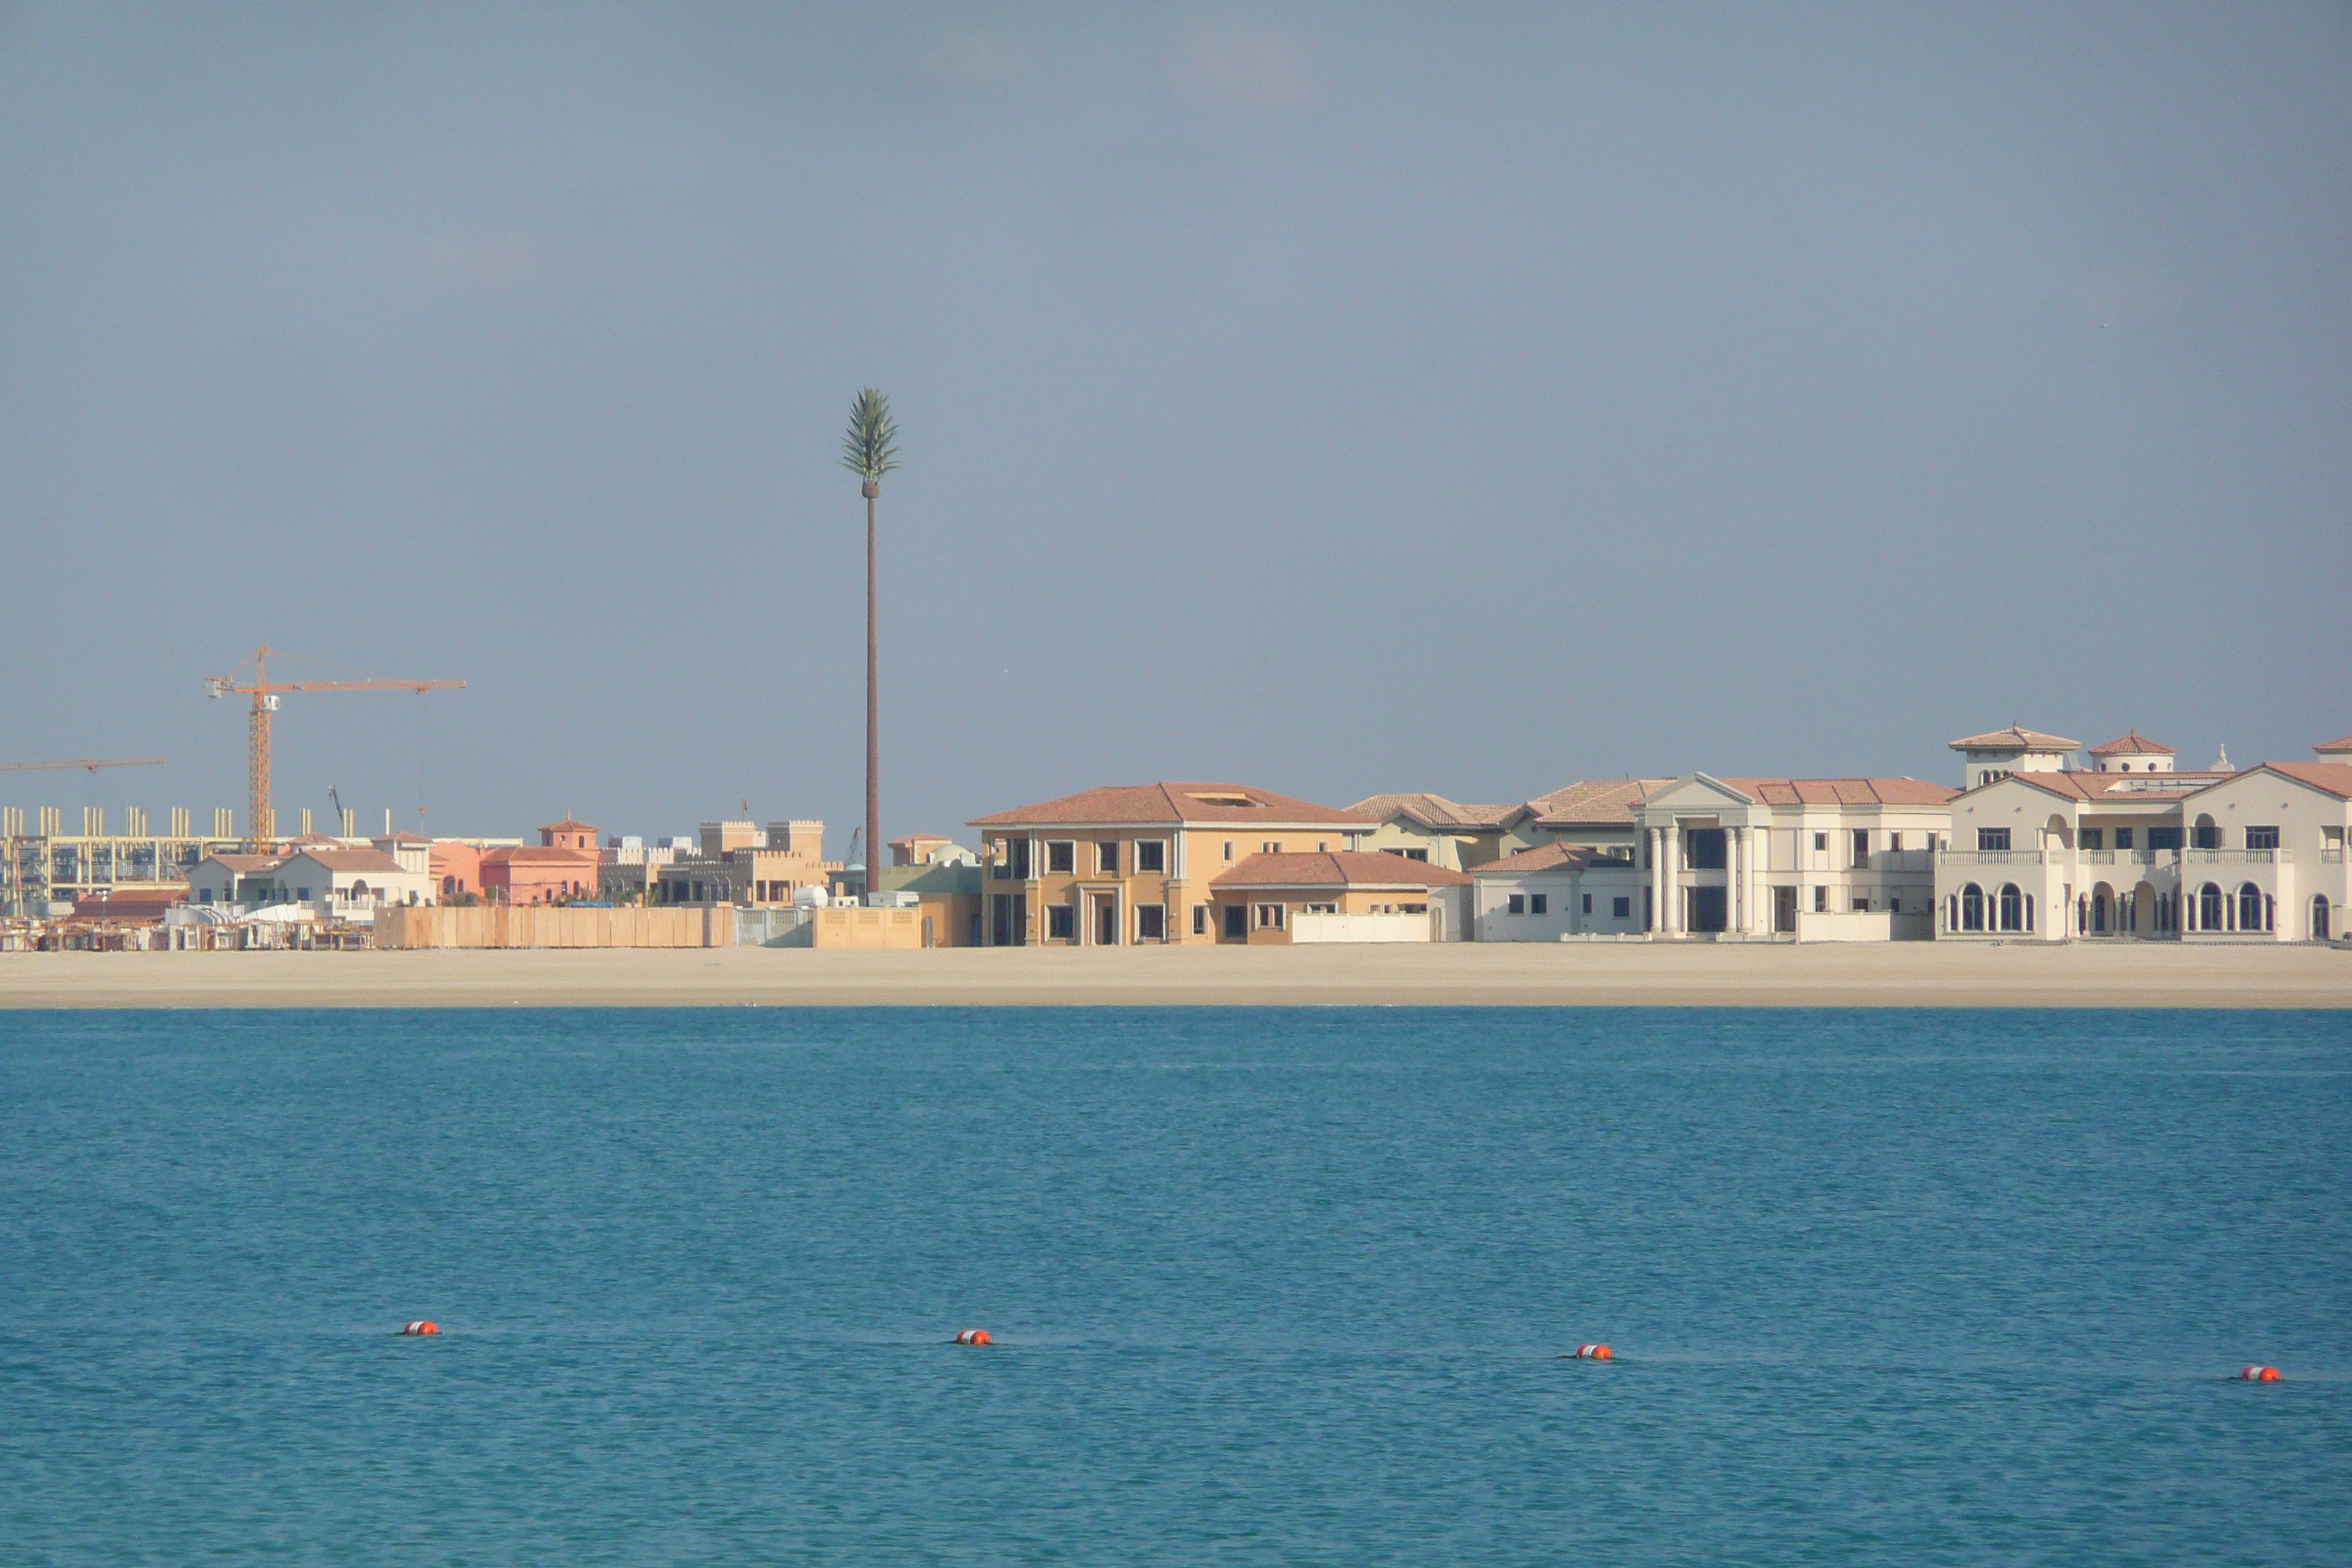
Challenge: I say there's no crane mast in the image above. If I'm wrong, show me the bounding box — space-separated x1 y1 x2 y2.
205 646 464 852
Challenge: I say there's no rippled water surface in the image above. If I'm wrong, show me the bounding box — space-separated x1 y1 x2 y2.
2 1006 2347 1564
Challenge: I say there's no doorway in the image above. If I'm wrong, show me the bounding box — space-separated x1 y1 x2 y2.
1092 892 1120 946
1772 886 1797 934
1689 886 1727 933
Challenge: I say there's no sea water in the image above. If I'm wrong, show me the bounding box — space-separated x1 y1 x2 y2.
1 1006 2345 1564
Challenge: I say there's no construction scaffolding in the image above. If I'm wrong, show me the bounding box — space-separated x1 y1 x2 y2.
0 804 241 916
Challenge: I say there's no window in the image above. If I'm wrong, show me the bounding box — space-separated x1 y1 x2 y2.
1998 883 2024 932
1887 832 1904 852
1045 840 1075 874
1399 903 1427 914
1852 894 1870 911
1254 902 1285 930
1135 904 1165 941
199 888 213 905
1612 896 1630 918
2246 826 2279 851
1261 841 1281 854
2147 826 2182 851
1852 829 1869 864
1978 828 2010 851
1097 840 1120 875
1222 840 1234 861
1396 847 1429 862
1814 832 1828 853
1813 886 1828 913
1961 883 1985 931
1303 902 1337 914
1135 840 1166 874
1529 894 1548 915
1193 905 1207 935
1507 893 1526 915
2193 821 2219 851
1223 903 1247 938
1889 897 1901 913
1582 893 1592 914
2114 828 2134 850
2081 829 2103 851
1047 904 1077 941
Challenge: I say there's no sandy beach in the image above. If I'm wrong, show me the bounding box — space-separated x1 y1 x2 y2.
1 941 2348 1009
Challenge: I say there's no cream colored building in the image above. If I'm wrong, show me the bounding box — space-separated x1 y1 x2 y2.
968 783 1374 945
1934 732 2352 942
647 819 839 908
1948 725 2081 788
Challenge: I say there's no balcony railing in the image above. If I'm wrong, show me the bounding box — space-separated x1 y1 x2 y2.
2078 851 2115 864
2324 848 2346 863
1938 850 2044 865
2186 849 2286 864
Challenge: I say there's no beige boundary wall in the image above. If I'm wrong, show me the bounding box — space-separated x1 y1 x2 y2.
375 905 730 949
813 906 922 949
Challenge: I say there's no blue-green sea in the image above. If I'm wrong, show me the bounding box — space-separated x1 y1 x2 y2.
1 1006 2345 1564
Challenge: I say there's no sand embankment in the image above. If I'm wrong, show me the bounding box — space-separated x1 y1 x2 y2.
1 941 2347 1009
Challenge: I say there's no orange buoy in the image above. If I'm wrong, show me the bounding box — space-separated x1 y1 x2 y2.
954 1329 993 1346
401 1321 440 1336
2241 1365 2280 1382
1573 1343 1612 1360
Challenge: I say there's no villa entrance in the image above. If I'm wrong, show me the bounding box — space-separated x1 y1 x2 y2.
1090 892 1120 946
1772 886 1797 934
1687 885 1727 932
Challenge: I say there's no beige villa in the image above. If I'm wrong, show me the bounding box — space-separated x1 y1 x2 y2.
967 783 1380 945
1349 778 1667 870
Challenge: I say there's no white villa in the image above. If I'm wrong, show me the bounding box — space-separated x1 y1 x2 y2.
1475 773 1958 941
1934 731 2351 943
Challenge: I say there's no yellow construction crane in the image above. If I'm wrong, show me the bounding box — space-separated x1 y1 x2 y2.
0 757 166 774
206 647 464 852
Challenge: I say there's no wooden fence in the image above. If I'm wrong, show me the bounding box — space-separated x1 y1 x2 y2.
374 905 730 949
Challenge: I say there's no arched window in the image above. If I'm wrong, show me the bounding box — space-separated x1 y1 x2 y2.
2199 883 2223 931
1998 883 2022 932
2193 815 2219 851
442 875 455 895
2240 884 2264 932
2315 896 2332 941
1961 884 1985 932
2091 889 2109 933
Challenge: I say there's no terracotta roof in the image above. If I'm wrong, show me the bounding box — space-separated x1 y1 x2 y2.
1470 843 1632 875
1981 769 2236 803
481 845 601 865
970 783 1373 829
203 853 283 873
284 848 408 875
2087 730 2174 757
1209 851 1472 889
1527 778 1670 827
286 832 340 846
1948 726 2080 752
2315 734 2352 756
374 832 431 845
2259 761 2352 800
1710 778 1960 806
70 887 186 919
1345 793 1524 831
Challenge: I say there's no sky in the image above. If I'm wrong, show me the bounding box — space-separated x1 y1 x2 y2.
2 3 2347 851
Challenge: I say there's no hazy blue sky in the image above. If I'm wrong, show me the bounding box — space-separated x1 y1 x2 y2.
4 4 2347 848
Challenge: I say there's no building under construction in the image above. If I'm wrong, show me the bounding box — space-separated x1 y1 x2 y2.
0 804 245 916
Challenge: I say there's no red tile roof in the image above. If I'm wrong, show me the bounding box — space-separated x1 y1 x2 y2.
2088 730 2174 756
1210 851 1472 889
1469 843 1632 875
285 848 408 875
203 853 283 873
971 783 1373 829
481 845 601 865
1528 778 1670 826
70 887 186 920
540 818 599 833
2315 734 2352 756
1711 778 1960 806
1948 726 2080 752
1987 769 2235 802
1346 793 1524 831
2261 761 2352 800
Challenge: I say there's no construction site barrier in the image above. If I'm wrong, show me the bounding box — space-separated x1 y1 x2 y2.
372 905 731 950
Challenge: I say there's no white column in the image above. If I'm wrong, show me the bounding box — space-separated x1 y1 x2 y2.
1731 826 1746 932
1663 823 1681 933
1648 828 1662 933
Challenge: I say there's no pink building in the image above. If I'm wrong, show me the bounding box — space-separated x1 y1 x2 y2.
481 845 600 904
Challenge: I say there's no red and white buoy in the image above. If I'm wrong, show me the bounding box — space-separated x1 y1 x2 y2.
1571 1343 1612 1360
400 1321 440 1336
2240 1365 2280 1382
954 1329 993 1346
